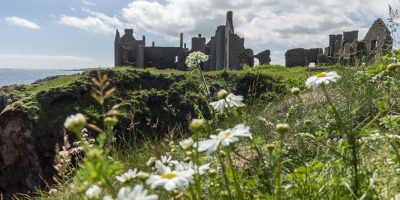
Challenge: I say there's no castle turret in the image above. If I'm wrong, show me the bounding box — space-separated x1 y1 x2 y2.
114 29 121 67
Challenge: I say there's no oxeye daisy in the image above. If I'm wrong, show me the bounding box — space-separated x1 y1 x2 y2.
198 124 251 154
116 168 142 183
117 185 158 200
146 161 194 191
305 71 341 90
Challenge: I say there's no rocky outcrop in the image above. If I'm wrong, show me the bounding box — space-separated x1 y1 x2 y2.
0 108 42 199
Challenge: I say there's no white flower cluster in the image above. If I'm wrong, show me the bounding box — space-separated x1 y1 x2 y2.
64 113 86 133
185 51 209 69
210 90 245 113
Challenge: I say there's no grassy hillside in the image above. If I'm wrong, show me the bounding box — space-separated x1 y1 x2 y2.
6 62 400 200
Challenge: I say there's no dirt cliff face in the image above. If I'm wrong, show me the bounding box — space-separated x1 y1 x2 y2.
0 108 42 199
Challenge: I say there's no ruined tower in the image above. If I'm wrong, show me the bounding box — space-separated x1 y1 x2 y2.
114 29 121 66
363 18 393 58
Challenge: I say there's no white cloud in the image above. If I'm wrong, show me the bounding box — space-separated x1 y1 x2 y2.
59 8 127 35
121 0 400 65
82 0 96 7
0 54 111 69
4 16 40 29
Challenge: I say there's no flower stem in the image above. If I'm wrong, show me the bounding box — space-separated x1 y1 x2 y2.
321 85 359 198
226 148 244 200
217 151 233 199
198 68 211 100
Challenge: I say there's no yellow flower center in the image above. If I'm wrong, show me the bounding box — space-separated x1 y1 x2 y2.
161 173 177 179
225 131 232 137
315 73 327 78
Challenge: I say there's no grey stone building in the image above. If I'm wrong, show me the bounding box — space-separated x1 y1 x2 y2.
285 18 393 67
114 11 271 70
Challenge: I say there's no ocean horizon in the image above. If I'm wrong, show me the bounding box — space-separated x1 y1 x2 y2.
0 68 84 87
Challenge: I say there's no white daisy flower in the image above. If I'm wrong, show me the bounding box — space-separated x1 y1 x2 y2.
103 195 114 200
146 157 157 167
160 155 178 166
210 92 245 113
179 138 194 150
146 161 194 191
116 168 142 183
305 71 341 90
209 99 228 113
117 185 158 200
176 161 210 175
198 124 252 154
225 93 244 108
85 185 102 199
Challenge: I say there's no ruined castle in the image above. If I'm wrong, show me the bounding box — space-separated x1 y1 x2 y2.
114 11 271 70
285 18 393 67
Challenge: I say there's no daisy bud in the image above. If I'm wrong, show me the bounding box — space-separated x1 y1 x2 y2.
221 191 229 197
290 87 301 95
48 188 58 196
217 89 229 99
276 123 290 134
138 172 150 181
183 157 191 162
388 63 399 72
219 150 227 158
266 144 276 152
146 157 157 167
64 113 86 133
208 169 217 177
179 138 194 150
104 117 118 127
304 119 312 126
189 119 205 132
185 151 192 156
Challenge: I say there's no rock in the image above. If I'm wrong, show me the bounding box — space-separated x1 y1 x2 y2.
32 75 65 85
0 109 42 199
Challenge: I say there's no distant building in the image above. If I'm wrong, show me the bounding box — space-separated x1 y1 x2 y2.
285 18 393 67
114 11 271 70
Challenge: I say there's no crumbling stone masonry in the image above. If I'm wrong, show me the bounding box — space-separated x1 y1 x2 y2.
114 11 271 70
285 48 322 67
286 18 393 67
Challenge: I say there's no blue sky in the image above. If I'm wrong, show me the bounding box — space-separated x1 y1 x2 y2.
0 0 398 69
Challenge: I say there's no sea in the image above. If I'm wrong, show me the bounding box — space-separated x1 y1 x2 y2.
0 69 83 87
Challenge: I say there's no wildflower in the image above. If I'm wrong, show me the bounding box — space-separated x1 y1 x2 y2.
179 137 194 150
160 155 178 166
217 89 229 99
185 51 209 69
290 87 301 95
48 188 57 196
104 116 119 127
276 123 290 134
388 63 399 72
118 185 158 200
225 93 245 108
198 124 251 154
64 113 86 133
305 71 341 90
189 119 205 132
176 161 210 175
116 169 141 183
210 99 228 113
85 185 102 199
210 92 244 113
103 195 113 200
146 161 194 191
146 157 157 167
70 147 83 155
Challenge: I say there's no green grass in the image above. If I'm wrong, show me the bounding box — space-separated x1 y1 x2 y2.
11 63 400 199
